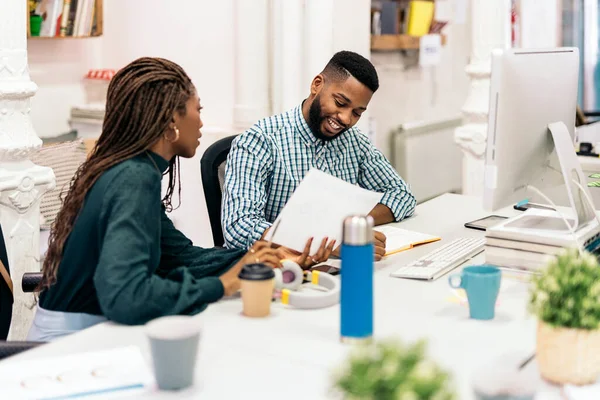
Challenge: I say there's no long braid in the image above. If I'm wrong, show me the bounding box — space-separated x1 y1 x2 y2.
39 57 194 291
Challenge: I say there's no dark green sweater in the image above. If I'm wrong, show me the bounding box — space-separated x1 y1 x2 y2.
40 151 244 325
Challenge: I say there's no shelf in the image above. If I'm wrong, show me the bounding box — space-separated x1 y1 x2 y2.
28 35 102 40
370 34 447 51
27 0 103 39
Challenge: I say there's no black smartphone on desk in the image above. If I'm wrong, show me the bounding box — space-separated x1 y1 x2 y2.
464 215 509 231
311 264 341 275
513 202 555 212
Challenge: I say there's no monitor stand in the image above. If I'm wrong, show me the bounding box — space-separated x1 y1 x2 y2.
501 121 600 254
545 121 597 231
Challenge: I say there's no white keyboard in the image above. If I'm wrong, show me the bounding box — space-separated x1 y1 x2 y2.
390 237 486 281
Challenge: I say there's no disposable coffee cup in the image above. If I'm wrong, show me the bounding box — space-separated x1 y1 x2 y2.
239 263 275 317
145 316 201 391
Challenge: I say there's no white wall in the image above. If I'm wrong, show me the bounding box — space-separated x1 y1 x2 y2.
368 21 472 158
29 0 236 139
28 0 238 247
101 0 236 132
26 0 470 247
28 39 103 138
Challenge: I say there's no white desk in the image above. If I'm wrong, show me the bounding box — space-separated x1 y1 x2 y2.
3 193 565 399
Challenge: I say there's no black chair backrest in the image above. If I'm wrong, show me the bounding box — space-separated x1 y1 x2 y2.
0 226 12 340
200 135 238 247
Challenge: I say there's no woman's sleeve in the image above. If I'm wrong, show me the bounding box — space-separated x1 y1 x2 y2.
93 164 224 325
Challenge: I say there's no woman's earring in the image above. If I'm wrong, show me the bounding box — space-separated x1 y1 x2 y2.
173 126 180 142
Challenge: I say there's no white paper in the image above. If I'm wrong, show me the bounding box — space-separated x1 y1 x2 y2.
374 226 439 255
267 169 383 254
419 34 443 67
0 346 154 399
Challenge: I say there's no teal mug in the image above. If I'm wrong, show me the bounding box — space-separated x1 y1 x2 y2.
448 265 501 320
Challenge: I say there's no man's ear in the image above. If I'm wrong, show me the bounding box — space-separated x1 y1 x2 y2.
310 74 324 96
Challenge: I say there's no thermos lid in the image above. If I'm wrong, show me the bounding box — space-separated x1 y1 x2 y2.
238 264 275 281
342 215 374 245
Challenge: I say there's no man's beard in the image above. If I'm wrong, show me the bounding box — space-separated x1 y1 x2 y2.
307 95 348 142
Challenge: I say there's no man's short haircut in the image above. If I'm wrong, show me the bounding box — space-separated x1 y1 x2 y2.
322 50 379 93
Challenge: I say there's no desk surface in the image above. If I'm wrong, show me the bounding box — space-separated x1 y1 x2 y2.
3 194 565 399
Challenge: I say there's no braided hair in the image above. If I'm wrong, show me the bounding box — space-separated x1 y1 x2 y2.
39 57 195 291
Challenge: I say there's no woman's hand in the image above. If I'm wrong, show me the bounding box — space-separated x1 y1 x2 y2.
278 237 337 270
219 241 284 296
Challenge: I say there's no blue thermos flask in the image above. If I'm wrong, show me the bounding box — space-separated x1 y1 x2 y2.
340 215 374 342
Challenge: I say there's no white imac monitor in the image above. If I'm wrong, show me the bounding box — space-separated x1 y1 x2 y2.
483 47 597 231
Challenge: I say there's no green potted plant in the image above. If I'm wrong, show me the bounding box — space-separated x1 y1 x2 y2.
529 247 600 385
331 338 455 400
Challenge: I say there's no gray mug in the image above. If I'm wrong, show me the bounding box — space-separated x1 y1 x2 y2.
145 316 201 391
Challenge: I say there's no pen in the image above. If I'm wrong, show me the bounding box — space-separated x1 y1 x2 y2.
518 353 535 370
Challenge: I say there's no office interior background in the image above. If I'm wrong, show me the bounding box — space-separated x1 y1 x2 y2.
16 0 593 249
5 1 600 397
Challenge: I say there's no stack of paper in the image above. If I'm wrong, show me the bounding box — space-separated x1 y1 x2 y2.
484 208 594 273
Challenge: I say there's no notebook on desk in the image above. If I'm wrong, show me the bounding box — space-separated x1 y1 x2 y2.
375 226 440 256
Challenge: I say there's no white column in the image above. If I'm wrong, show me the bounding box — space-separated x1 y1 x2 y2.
271 0 305 114
0 0 56 339
233 0 271 130
518 0 560 49
304 0 334 87
331 0 372 138
454 0 511 196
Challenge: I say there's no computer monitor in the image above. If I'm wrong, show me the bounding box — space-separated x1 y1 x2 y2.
483 47 596 230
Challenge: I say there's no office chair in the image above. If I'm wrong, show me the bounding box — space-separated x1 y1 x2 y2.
0 224 45 359
200 134 238 247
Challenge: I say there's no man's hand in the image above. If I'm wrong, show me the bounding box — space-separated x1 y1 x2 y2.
373 230 386 261
331 230 387 261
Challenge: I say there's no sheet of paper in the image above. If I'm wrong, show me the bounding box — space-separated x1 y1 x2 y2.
267 169 383 254
0 346 154 400
419 34 443 67
374 225 440 255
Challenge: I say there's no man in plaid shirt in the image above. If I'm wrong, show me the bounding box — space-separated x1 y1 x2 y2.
222 51 416 263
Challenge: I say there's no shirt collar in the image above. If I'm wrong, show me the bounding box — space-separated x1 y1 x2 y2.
294 103 320 145
144 151 170 173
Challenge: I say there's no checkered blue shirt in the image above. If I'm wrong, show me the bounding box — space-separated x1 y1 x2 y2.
221 104 416 249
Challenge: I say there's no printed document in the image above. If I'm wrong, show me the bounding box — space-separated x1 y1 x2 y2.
267 169 383 254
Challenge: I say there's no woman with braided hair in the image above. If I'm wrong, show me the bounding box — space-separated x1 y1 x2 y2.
27 57 332 341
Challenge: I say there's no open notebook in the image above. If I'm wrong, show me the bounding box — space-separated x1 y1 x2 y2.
375 226 440 256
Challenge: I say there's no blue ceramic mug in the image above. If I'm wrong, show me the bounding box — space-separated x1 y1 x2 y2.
448 265 501 320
